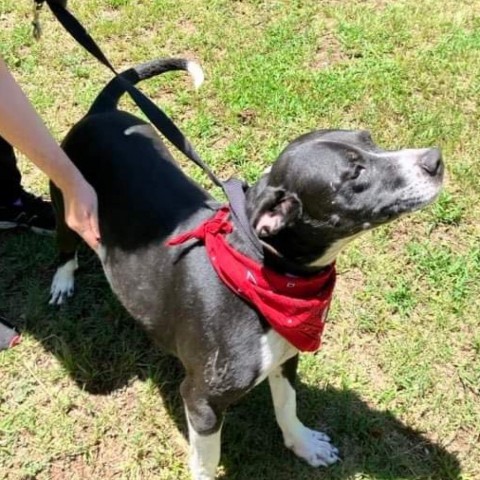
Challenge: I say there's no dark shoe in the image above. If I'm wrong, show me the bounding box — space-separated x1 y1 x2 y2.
0 191 55 235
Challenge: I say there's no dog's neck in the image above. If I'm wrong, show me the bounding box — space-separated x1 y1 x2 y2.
227 227 331 276
261 223 342 272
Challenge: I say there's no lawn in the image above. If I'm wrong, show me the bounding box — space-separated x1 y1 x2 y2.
1 0 479 479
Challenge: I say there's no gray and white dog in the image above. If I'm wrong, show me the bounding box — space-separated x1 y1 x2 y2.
49 58 444 479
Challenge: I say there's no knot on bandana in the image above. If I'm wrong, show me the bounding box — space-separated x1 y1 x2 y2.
167 207 232 246
167 207 336 352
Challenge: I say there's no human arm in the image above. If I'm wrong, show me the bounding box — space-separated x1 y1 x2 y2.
0 56 100 249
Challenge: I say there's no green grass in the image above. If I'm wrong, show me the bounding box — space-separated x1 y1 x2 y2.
1 0 480 479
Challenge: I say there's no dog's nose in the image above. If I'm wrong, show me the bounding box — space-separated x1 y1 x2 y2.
420 148 443 176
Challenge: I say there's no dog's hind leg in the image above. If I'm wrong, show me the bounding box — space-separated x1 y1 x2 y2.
268 355 340 468
49 182 81 306
181 377 223 480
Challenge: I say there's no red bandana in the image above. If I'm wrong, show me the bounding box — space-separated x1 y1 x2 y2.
167 207 336 352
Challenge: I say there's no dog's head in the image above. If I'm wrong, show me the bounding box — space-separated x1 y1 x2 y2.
247 129 444 267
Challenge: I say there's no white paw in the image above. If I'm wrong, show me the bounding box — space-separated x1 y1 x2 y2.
190 471 215 480
189 456 217 480
285 427 340 467
49 258 77 305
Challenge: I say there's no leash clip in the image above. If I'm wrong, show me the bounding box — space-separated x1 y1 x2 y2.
32 0 45 40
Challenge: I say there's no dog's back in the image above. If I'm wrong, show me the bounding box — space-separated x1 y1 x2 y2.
62 111 212 250
56 57 212 250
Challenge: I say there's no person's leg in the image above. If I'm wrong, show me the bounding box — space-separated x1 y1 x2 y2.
0 135 55 233
0 135 22 205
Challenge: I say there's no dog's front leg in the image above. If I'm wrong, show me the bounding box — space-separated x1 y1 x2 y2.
181 378 223 480
268 356 340 467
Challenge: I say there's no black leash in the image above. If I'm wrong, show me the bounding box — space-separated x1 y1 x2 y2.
34 0 264 256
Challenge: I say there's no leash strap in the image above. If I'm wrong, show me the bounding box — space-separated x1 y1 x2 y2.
41 0 264 256
32 1 43 39
222 178 264 252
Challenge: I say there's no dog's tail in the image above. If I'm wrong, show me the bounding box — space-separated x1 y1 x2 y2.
87 57 204 115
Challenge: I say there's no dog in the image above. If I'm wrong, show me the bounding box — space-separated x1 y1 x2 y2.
49 57 444 480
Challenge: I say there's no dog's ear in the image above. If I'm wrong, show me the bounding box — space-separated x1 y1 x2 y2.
251 186 302 237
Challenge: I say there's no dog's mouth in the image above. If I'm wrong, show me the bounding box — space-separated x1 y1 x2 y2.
376 186 442 223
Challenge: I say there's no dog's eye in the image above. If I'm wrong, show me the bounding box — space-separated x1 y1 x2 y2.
346 150 360 161
349 164 365 180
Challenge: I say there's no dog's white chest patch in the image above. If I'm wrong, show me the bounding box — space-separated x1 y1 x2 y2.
308 235 360 267
256 329 298 385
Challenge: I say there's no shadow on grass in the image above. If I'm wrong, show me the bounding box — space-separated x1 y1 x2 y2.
0 231 461 480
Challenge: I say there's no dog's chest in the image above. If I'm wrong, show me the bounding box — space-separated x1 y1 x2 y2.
255 329 298 385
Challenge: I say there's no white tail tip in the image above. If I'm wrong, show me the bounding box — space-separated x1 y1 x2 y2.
187 60 205 89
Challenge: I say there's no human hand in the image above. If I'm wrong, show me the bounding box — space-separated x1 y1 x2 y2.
62 176 101 250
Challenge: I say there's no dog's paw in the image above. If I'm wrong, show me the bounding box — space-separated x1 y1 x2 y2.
49 259 77 305
285 426 340 467
49 271 74 305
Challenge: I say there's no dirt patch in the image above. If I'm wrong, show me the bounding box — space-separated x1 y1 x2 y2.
48 436 125 480
179 19 198 36
309 31 348 71
335 267 367 295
